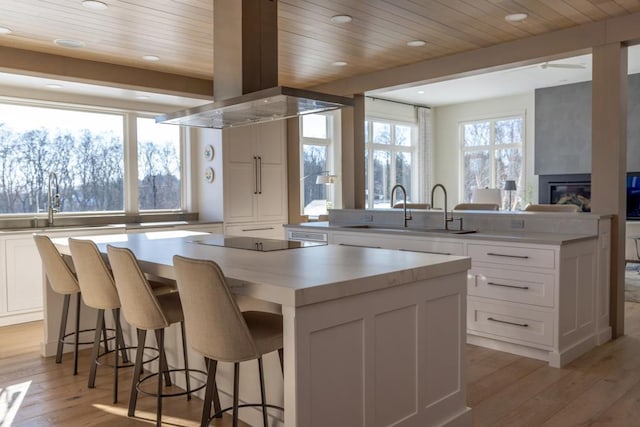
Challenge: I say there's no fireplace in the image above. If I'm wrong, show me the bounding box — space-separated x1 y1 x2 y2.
539 174 591 212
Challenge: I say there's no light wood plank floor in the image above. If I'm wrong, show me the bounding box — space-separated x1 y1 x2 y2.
3 304 640 426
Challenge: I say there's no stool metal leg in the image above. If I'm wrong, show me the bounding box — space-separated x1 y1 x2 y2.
258 356 268 427
88 309 105 389
233 362 240 427
156 328 165 427
180 321 192 400
154 329 172 386
102 314 110 353
73 293 82 375
278 348 284 374
201 357 216 426
56 294 71 364
128 328 147 417
113 308 129 363
112 309 121 404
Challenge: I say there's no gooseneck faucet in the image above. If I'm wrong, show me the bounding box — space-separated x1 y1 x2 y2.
390 184 412 228
48 171 60 226
430 183 450 230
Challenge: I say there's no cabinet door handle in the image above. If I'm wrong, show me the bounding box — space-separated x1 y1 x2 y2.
486 252 530 259
253 156 259 195
242 227 274 232
487 317 529 328
398 248 452 255
257 156 262 194
487 281 530 290
338 243 382 249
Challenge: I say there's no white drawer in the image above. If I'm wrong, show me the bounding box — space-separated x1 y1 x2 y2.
468 267 555 308
467 297 554 347
396 238 464 256
287 230 328 242
224 223 285 239
468 243 555 269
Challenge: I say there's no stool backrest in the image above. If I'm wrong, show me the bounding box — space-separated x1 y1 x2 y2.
107 245 168 330
173 255 258 363
33 234 79 295
525 204 580 212
453 203 500 211
69 238 120 310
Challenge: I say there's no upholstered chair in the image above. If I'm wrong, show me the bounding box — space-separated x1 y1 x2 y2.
525 203 580 212
173 255 284 427
453 203 500 211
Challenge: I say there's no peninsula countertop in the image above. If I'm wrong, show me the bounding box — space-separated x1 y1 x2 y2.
285 221 597 245
52 231 471 308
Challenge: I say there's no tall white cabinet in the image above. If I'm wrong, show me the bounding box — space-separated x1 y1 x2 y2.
222 121 288 238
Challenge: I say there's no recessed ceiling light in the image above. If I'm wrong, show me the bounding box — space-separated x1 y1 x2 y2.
407 40 426 47
135 95 150 100
330 15 352 24
0 27 12 35
417 90 425 94
82 0 108 10
505 13 528 22
332 61 348 67
45 84 63 89
142 55 160 62
54 39 86 48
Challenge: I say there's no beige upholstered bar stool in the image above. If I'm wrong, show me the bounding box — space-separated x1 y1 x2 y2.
107 245 199 427
173 255 284 427
68 238 134 403
34 234 107 376
525 203 580 212
453 203 500 210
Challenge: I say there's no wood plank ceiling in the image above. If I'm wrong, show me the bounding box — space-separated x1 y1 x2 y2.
0 0 639 89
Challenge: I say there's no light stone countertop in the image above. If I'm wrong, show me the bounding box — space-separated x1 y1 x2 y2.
0 220 223 235
285 221 597 245
52 231 471 308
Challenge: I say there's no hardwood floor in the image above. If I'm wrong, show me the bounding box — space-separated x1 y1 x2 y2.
3 305 640 426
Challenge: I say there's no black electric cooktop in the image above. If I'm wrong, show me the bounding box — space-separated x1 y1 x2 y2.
188 236 326 252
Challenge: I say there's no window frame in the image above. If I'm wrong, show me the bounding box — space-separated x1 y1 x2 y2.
299 111 341 216
458 112 525 209
364 116 418 209
0 98 186 218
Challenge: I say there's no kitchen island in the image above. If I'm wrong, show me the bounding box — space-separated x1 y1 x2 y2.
50 231 472 427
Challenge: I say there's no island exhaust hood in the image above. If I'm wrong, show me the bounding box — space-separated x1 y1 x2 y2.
157 0 353 129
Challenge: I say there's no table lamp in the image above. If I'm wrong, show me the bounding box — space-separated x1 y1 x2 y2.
504 180 517 211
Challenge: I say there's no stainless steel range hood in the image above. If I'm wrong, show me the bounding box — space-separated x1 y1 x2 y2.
156 0 353 129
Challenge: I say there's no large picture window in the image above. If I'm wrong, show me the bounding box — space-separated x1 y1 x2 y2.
0 101 182 216
460 116 524 209
365 119 417 208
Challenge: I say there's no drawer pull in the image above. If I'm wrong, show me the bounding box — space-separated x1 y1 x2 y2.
487 281 529 290
398 248 452 255
339 243 381 249
241 227 275 232
487 317 529 328
486 252 530 259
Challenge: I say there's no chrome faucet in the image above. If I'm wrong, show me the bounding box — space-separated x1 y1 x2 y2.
48 171 60 226
390 184 412 228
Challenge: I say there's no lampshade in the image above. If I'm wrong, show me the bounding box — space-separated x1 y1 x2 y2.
504 180 517 191
316 174 337 185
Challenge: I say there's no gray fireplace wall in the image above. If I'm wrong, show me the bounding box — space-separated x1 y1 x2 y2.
535 73 640 174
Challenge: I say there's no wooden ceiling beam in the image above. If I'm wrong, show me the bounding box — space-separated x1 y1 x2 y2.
0 45 213 99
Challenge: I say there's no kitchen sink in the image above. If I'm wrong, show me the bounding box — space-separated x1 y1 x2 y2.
341 225 476 234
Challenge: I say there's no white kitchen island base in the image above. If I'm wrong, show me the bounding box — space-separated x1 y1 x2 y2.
285 271 470 427
49 232 471 427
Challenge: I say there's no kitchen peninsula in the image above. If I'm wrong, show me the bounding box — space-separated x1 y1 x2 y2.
286 208 612 369
50 231 472 427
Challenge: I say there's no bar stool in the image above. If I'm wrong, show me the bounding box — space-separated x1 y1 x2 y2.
34 234 108 376
173 255 284 427
107 245 203 426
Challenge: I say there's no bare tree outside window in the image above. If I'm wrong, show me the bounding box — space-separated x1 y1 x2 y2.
461 117 523 209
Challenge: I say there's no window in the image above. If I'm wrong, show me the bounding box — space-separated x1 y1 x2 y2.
365 119 417 208
137 117 181 210
0 101 183 216
300 112 340 216
460 116 524 209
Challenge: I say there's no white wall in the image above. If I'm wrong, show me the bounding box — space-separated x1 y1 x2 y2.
432 92 536 207
191 127 224 221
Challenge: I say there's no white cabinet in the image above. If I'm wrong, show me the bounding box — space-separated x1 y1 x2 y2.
466 239 598 367
223 121 288 226
330 230 464 255
0 235 44 326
